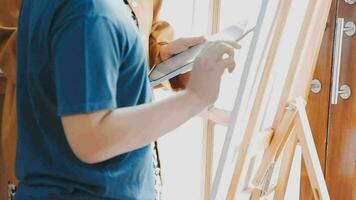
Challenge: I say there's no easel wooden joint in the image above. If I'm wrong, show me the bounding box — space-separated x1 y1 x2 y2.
249 97 330 200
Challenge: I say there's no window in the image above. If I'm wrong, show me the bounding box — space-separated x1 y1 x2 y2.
155 1 304 199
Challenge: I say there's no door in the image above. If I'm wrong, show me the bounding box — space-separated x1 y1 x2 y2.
301 0 336 198
326 0 356 199
301 0 356 199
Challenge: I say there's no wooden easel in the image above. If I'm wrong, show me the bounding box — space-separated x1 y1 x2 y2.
247 97 329 200
199 0 333 199
200 0 223 199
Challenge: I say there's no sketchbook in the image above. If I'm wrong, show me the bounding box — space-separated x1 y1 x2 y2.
149 21 253 87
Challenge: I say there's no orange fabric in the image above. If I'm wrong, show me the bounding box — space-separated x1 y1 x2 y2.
128 0 189 90
0 0 21 185
0 0 189 187
1 83 17 183
0 0 20 85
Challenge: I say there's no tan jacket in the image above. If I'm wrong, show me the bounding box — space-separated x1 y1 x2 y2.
0 0 187 186
0 0 21 185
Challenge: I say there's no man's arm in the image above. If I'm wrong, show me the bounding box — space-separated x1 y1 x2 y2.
62 41 239 164
62 91 203 164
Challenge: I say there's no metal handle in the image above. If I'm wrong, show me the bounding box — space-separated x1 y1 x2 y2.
331 18 345 104
331 18 354 104
344 0 356 5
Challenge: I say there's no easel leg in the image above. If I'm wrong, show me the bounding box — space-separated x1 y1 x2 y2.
295 98 330 200
202 119 215 200
273 130 298 200
253 108 297 188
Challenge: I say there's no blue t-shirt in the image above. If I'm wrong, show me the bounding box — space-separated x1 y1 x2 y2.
15 0 154 199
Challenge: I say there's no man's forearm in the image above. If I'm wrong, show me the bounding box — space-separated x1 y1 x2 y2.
62 91 206 164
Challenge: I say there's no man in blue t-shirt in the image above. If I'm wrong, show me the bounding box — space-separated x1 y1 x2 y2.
15 0 240 199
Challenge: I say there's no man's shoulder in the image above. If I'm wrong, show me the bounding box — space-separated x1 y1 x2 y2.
53 0 128 25
51 0 142 57
46 0 141 45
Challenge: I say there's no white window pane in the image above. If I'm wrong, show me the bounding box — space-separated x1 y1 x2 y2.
160 1 195 37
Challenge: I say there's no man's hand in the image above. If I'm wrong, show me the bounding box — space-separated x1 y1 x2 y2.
160 36 205 61
187 41 241 107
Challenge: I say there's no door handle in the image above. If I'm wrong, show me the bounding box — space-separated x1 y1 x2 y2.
331 18 345 104
344 0 356 4
331 18 354 104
